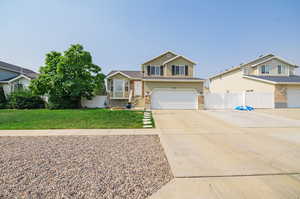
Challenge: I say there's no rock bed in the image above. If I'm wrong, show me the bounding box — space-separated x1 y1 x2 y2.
0 135 173 198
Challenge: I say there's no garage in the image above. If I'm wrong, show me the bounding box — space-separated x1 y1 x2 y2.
151 89 198 110
287 89 300 108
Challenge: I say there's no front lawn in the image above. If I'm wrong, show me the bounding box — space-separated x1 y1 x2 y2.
0 109 144 129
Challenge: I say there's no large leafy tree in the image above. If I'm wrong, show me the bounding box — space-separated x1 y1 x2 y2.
30 44 105 109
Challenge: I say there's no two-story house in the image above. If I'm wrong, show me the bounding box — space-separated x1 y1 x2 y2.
106 51 205 110
0 60 38 95
209 54 300 108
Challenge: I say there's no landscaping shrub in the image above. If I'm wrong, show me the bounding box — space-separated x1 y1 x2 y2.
8 90 45 109
0 87 7 109
47 96 79 109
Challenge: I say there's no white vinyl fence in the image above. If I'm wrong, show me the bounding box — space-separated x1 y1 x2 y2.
204 92 274 109
81 96 107 108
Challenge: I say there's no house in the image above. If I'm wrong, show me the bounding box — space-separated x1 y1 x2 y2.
209 54 300 108
105 51 204 110
0 60 38 95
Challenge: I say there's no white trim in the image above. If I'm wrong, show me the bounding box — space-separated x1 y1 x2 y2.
143 79 204 82
209 67 241 80
162 55 196 65
142 51 178 65
242 75 276 84
106 71 131 79
0 74 32 83
251 56 299 68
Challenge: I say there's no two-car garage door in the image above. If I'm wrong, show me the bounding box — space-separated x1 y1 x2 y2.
151 89 198 110
287 89 300 108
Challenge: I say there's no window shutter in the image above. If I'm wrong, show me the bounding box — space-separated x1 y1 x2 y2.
172 65 175 75
160 66 164 76
147 66 150 76
185 65 188 76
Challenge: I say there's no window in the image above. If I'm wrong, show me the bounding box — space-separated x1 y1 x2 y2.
278 65 285 74
149 66 161 76
261 65 270 74
172 65 188 76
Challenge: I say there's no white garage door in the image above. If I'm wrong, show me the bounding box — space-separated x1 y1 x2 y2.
287 89 300 108
151 89 198 110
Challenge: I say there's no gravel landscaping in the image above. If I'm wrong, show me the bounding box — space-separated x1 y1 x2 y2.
0 135 173 198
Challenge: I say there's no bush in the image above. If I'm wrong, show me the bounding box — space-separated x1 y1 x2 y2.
8 90 45 109
47 96 80 109
0 87 7 109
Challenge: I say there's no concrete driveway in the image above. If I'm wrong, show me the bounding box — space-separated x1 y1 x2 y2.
150 110 300 199
205 110 300 128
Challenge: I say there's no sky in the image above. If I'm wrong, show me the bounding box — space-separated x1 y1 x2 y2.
0 0 299 78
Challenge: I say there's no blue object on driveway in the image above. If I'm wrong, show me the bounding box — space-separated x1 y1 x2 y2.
234 106 254 111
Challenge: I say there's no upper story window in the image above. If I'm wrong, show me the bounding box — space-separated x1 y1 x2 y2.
172 65 188 76
277 65 286 74
147 66 163 76
261 65 270 74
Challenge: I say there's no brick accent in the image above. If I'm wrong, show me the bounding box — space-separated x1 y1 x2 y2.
198 95 204 110
274 85 287 108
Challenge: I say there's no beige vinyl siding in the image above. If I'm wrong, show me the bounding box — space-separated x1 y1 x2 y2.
142 52 176 76
252 59 294 76
209 69 275 93
144 81 203 94
142 53 195 78
165 57 194 77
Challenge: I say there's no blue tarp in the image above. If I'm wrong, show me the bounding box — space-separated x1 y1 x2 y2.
235 106 254 111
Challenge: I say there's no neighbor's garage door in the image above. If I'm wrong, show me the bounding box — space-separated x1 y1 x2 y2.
287 89 300 108
151 89 198 110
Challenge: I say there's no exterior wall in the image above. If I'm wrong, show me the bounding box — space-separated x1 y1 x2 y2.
141 53 195 78
141 52 176 74
276 85 300 108
274 85 287 108
209 70 275 93
165 57 194 77
251 59 295 76
1 77 31 96
144 81 203 94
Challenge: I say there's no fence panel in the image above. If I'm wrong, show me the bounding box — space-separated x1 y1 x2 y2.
81 96 107 108
204 92 274 109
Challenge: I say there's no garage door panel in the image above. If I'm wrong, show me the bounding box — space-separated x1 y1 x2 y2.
288 89 300 108
151 89 197 110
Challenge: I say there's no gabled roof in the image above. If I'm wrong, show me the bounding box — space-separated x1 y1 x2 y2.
106 70 142 79
251 56 299 68
0 60 38 80
142 51 178 65
209 54 298 80
162 55 196 65
244 75 300 84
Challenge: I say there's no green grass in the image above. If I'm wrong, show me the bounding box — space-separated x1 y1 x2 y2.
0 109 144 129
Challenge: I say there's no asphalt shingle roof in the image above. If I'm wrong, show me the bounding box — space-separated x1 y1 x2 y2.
107 70 143 79
0 60 38 81
246 75 300 83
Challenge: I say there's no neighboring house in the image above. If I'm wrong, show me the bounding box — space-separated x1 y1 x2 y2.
105 51 204 110
0 60 38 95
209 54 300 108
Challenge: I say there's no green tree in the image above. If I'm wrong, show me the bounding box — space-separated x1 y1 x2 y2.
30 44 105 109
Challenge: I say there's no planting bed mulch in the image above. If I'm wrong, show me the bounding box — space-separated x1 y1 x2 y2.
0 135 173 198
